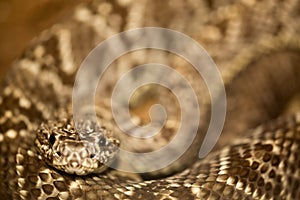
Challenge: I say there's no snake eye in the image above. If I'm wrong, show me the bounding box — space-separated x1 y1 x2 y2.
90 153 95 158
98 136 106 146
49 134 56 146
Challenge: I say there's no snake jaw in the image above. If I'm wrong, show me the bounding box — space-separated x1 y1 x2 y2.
35 118 120 175
51 140 107 175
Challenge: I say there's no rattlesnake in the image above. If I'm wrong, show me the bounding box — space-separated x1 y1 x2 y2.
0 0 300 199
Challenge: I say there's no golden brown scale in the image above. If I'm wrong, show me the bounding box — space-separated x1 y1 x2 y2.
0 0 300 199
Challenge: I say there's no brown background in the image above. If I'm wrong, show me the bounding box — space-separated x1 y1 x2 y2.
0 0 90 80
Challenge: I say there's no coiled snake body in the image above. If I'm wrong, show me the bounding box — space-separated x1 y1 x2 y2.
0 0 300 199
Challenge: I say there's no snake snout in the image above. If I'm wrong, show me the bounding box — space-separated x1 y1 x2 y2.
52 141 105 175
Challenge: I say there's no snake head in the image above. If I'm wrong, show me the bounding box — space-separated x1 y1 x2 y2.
35 118 120 175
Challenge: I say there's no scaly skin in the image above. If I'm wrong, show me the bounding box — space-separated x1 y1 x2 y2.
0 0 300 199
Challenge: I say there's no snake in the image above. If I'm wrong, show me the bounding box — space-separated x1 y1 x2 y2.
0 0 300 199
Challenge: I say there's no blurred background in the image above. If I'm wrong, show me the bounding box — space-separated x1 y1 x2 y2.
0 0 90 80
